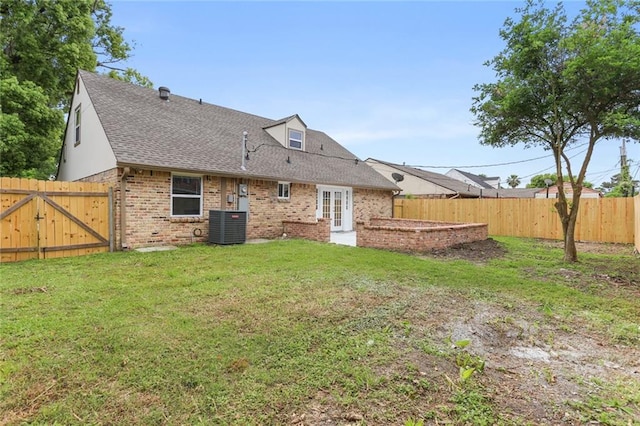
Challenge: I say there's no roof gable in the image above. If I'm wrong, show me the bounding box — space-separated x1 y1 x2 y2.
263 114 307 130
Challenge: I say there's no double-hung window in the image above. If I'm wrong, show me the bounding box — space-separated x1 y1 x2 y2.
74 105 81 146
171 174 202 216
288 129 303 150
278 182 290 200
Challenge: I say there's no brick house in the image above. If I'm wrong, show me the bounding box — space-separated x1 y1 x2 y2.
57 71 398 249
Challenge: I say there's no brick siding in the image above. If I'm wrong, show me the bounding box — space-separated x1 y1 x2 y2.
356 218 488 252
79 167 392 249
353 188 393 221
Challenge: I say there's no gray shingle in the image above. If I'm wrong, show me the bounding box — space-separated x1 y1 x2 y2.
79 70 397 190
450 169 497 189
368 159 483 197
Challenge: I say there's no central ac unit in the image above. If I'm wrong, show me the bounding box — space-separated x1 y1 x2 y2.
209 210 247 245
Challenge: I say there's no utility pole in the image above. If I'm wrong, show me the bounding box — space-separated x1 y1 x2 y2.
619 139 632 197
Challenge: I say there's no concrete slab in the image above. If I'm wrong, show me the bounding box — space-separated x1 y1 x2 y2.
330 231 356 247
245 239 272 244
135 245 178 253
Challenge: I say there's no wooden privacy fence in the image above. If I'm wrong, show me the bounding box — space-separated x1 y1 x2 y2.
635 195 640 252
1 178 113 263
394 197 635 244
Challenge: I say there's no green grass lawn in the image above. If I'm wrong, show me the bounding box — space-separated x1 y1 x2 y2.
1 238 638 425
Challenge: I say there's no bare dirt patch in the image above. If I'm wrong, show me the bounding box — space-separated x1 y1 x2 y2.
422 238 508 263
540 239 637 255
293 240 640 425
295 287 640 425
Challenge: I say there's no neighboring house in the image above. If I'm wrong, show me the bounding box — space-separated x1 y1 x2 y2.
492 188 538 198
365 159 539 199
446 168 501 189
57 70 398 249
533 183 602 199
365 159 483 198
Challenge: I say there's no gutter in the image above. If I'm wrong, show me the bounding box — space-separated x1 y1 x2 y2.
115 162 398 192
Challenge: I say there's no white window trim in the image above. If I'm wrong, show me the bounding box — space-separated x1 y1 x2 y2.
278 182 290 200
288 129 303 150
74 105 81 146
171 173 203 217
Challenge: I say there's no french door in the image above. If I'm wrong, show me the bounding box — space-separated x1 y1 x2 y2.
317 186 352 232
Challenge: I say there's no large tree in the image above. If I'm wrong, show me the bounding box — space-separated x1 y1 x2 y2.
527 173 593 188
0 0 150 179
471 0 640 262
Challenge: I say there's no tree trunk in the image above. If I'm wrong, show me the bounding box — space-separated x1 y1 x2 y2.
556 190 581 262
554 187 582 262
563 214 578 262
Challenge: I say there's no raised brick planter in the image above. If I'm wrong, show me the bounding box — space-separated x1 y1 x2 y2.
356 217 488 252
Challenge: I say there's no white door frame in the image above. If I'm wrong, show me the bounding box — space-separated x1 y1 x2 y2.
316 185 353 232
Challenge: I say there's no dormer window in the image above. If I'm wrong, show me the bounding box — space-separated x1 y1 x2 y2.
288 129 303 150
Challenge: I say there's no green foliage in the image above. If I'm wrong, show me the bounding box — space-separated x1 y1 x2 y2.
453 388 495 425
506 174 521 188
568 378 640 425
0 77 63 178
527 173 594 188
0 0 97 107
600 160 638 197
527 173 559 188
451 339 485 383
472 0 640 261
0 0 150 178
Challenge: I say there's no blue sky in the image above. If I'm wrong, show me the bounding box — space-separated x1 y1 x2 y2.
109 1 638 187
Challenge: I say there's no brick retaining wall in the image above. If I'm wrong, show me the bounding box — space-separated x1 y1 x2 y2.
282 218 331 243
356 217 488 252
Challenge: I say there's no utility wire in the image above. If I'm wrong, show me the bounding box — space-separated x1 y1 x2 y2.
405 153 552 169
405 142 590 170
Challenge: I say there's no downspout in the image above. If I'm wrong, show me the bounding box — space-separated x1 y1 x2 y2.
120 167 131 250
391 190 401 217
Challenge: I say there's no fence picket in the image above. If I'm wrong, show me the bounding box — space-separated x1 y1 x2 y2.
0 178 112 262
394 197 635 244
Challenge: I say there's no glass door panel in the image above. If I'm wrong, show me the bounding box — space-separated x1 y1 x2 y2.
333 191 342 228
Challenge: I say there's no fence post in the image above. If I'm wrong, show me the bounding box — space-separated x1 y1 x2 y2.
109 187 115 252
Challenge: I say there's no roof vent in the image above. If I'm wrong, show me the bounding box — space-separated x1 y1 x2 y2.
158 86 170 100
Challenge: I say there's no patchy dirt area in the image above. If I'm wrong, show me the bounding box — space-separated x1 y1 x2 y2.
293 239 640 425
423 238 509 263
423 237 637 262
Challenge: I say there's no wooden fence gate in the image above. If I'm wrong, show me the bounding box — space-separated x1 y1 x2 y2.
1 178 113 263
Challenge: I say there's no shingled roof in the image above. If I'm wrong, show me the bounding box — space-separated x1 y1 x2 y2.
448 169 497 189
78 70 397 190
368 159 483 197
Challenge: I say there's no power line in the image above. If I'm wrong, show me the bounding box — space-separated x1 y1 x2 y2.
404 142 590 170
518 145 592 180
405 153 552 169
